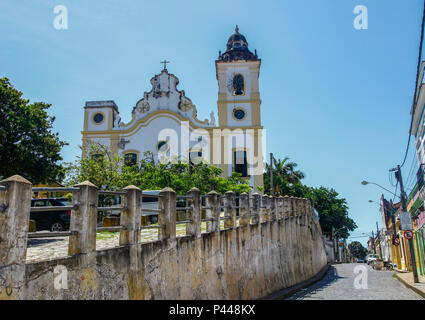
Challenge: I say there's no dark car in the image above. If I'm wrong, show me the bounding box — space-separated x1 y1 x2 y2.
30 198 71 232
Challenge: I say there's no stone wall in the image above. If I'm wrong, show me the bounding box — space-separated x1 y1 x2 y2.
0 175 327 300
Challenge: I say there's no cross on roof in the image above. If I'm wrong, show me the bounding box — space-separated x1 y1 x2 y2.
161 60 170 70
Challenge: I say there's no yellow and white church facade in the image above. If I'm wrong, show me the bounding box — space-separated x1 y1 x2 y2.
81 27 265 191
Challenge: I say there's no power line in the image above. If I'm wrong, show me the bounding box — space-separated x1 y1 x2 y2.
400 0 425 168
404 149 418 190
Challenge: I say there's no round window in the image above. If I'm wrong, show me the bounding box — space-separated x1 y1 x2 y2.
93 113 104 124
157 141 169 153
233 108 246 120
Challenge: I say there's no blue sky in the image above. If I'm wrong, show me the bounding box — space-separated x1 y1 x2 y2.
1 0 424 246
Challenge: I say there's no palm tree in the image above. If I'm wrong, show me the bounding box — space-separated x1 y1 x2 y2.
264 156 305 196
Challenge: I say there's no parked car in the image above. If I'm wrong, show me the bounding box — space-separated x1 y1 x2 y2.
141 190 161 224
108 190 162 224
30 198 71 232
366 254 378 265
356 258 365 263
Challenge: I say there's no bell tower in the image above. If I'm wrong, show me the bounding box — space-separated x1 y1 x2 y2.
216 26 261 128
215 26 264 192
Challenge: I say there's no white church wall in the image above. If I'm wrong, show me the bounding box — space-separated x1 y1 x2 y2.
86 108 110 132
116 115 212 164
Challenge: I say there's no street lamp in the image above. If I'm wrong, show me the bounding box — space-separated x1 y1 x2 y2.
361 180 400 199
333 227 348 263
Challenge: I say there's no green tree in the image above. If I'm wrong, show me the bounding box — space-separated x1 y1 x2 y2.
302 186 357 239
264 156 305 196
348 241 368 259
65 144 251 195
264 155 357 239
0 77 67 184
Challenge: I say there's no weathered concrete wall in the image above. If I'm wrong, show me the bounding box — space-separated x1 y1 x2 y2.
0 176 327 300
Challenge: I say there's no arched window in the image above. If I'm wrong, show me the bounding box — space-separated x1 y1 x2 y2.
124 153 138 166
232 74 244 95
234 150 248 177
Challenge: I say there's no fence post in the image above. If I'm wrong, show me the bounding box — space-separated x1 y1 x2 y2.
187 188 201 238
119 185 142 246
68 181 98 256
0 175 32 264
239 192 250 226
295 197 302 223
270 195 277 222
0 175 32 299
300 199 308 225
277 196 283 220
251 193 261 224
206 191 220 233
282 197 291 219
158 187 176 240
224 191 236 229
290 197 297 218
261 195 270 222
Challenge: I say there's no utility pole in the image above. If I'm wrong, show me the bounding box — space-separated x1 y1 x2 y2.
376 221 383 259
269 153 274 196
332 227 339 263
392 165 419 283
372 230 376 254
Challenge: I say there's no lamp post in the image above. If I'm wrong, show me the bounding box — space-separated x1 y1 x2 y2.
361 181 400 199
333 227 347 263
362 177 419 283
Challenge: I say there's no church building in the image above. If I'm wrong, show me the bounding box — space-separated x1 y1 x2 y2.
81 27 264 192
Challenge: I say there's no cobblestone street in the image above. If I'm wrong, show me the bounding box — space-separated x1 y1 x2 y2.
287 263 423 300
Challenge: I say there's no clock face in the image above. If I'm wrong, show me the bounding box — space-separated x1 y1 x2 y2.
233 108 246 120
93 113 104 124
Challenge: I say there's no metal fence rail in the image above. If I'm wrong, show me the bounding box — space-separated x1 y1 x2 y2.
98 206 126 211
30 206 74 212
28 231 77 238
32 187 78 192
98 190 125 196
141 225 164 229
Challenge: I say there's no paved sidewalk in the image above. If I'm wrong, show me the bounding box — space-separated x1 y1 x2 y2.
395 272 425 298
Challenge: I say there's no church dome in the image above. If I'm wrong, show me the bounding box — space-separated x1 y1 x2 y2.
219 26 258 62
226 27 248 51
